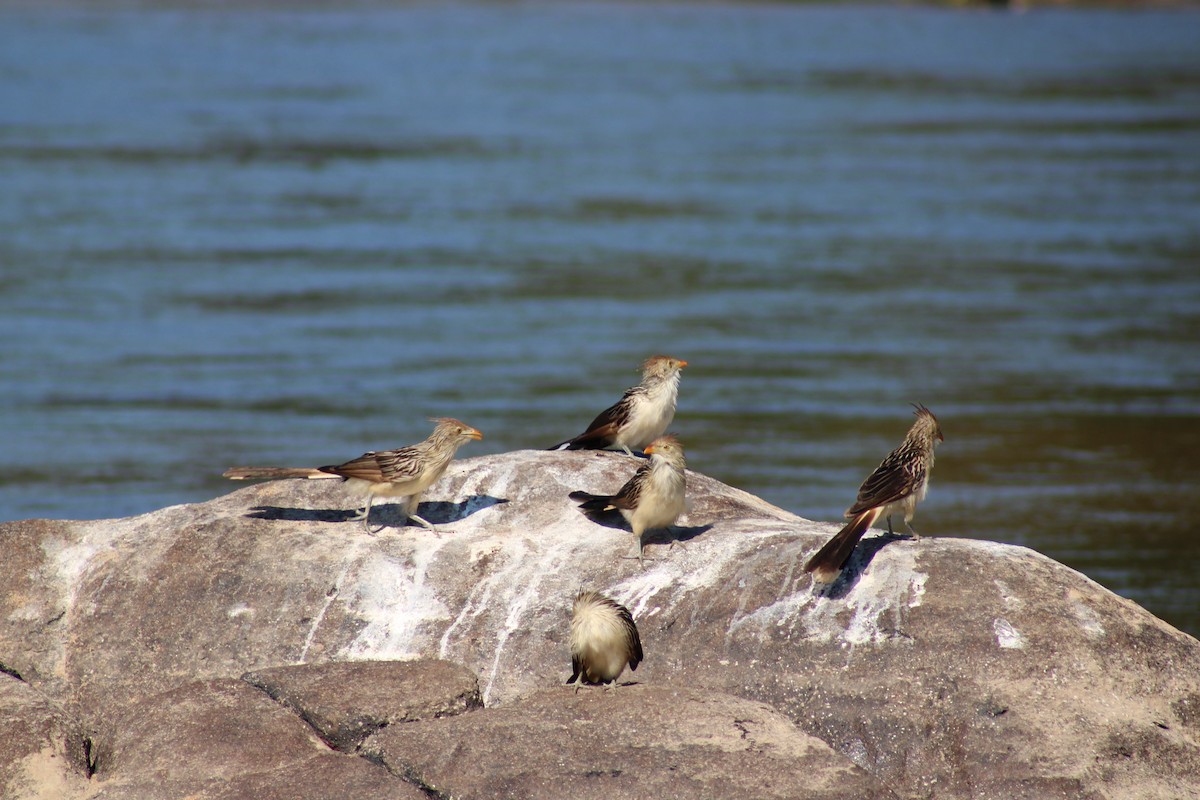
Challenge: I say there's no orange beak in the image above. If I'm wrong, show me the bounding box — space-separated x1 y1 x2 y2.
677 360 688 368
467 428 483 441
644 443 656 455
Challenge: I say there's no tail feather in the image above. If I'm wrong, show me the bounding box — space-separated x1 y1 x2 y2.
804 507 884 583
550 429 614 452
223 467 332 480
569 490 616 514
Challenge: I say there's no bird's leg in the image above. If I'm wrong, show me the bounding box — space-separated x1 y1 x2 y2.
665 525 688 552
349 495 371 521
353 494 376 535
886 515 895 536
620 445 635 457
903 519 922 541
402 494 447 534
408 513 436 530
619 543 652 566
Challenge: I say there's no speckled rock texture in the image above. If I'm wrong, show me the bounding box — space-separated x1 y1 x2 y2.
363 684 900 800
2 449 1199 799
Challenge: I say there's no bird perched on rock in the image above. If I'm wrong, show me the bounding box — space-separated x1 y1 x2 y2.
567 590 643 688
569 434 687 566
223 417 482 534
551 355 687 456
804 405 943 584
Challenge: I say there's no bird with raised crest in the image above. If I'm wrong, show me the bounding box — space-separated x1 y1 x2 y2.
804 405 943 584
223 417 482 534
551 355 687 456
569 434 687 566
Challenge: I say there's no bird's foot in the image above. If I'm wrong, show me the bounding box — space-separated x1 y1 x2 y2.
408 514 449 536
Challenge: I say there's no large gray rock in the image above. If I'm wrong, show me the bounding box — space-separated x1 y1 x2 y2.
242 659 482 752
89 678 420 800
0 672 89 800
2 449 1199 799
363 684 899 800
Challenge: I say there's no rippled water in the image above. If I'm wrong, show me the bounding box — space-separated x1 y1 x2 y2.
2 3 1198 636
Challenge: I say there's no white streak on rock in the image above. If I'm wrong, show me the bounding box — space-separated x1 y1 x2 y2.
300 545 361 663
798 546 927 646
479 538 568 704
994 617 1025 649
339 536 452 661
994 580 1025 611
1068 592 1106 638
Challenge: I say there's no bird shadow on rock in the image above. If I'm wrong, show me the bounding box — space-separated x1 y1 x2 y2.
246 495 509 528
402 495 510 525
575 508 713 547
645 524 714 548
813 532 911 601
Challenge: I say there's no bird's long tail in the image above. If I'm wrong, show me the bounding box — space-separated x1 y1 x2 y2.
569 490 617 514
222 466 333 480
550 432 604 451
803 506 884 583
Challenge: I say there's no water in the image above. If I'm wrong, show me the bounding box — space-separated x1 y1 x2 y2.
2 3 1198 637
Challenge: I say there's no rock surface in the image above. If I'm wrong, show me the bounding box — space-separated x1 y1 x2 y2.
242 659 482 752
364 684 899 800
2 448 1199 799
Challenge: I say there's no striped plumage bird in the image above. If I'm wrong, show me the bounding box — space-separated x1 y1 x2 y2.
223 417 482 534
567 590 643 688
804 405 943 584
569 435 687 566
551 355 687 456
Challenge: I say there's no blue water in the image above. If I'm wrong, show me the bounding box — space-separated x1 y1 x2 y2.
2 3 1199 635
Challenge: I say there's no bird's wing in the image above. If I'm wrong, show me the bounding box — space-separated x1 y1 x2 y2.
318 451 388 483
619 603 643 671
552 387 643 449
609 461 651 510
846 448 925 516
375 445 427 482
567 656 582 685
583 386 639 434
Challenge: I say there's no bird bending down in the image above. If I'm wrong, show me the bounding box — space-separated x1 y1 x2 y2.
551 355 687 456
569 434 687 566
804 405 943 584
567 590 643 688
223 417 483 534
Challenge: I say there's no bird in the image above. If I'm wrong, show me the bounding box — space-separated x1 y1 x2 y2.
223 417 483 534
568 434 687 566
551 355 687 456
804 405 944 584
566 590 643 688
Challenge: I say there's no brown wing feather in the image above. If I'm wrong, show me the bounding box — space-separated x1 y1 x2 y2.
318 451 387 483
609 462 651 510
582 388 638 434
374 446 425 482
567 655 583 685
551 388 640 450
619 603 643 671
846 447 925 516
